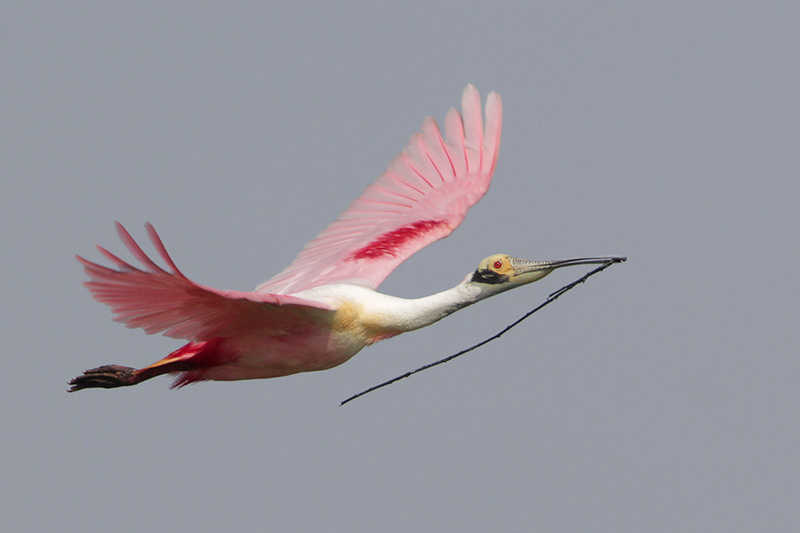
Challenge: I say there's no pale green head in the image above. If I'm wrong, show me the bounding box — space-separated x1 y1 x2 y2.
469 254 625 293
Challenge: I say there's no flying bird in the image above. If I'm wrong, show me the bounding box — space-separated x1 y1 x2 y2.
69 85 620 392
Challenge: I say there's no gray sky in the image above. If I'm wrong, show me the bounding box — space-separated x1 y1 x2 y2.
3 2 799 531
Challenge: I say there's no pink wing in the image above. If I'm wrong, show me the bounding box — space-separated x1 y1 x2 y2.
78 222 334 341
257 85 502 295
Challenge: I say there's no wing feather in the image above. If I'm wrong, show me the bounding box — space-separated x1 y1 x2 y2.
79 222 333 341
258 85 503 294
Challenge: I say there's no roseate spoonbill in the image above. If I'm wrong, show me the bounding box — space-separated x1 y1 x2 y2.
69 85 622 392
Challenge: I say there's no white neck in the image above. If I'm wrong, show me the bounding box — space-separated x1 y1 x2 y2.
384 282 483 331
301 276 507 334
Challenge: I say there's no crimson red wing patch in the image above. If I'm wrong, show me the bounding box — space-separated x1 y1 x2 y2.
348 220 448 260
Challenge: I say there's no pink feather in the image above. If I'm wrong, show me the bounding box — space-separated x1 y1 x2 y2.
78 222 332 341
257 84 502 294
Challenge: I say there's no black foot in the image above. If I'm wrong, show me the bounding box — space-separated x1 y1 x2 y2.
68 365 139 392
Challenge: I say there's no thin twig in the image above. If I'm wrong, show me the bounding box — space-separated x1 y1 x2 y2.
340 257 626 406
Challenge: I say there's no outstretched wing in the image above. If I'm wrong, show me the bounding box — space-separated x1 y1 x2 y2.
78 222 334 341
257 85 502 295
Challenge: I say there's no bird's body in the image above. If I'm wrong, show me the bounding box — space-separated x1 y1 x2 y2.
69 86 621 392
165 283 477 386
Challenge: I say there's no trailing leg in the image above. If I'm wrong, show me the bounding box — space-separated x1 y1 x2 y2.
68 339 224 392
68 359 192 392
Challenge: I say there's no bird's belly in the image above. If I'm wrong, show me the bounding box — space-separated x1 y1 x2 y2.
200 328 367 382
194 300 404 383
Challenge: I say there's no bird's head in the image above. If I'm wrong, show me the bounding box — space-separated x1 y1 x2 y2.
467 254 625 298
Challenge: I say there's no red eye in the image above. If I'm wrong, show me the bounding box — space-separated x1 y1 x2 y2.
493 260 503 269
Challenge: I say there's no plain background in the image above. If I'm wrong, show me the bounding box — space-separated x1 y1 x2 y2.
3 2 799 531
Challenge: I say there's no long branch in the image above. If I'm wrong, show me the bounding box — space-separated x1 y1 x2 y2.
340 257 626 406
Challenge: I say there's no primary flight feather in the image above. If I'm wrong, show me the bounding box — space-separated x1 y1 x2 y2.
69 85 618 391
